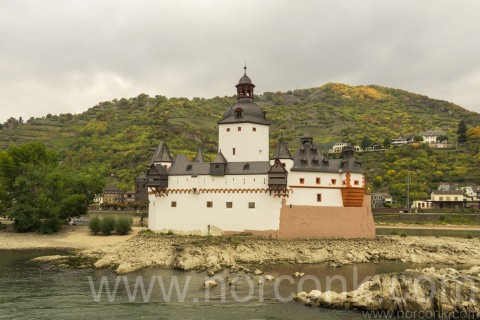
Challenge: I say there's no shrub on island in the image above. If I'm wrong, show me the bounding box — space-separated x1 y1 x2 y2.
116 215 133 235
89 215 133 235
100 215 116 235
89 216 101 235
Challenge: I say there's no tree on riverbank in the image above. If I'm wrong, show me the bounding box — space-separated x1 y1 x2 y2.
0 142 103 233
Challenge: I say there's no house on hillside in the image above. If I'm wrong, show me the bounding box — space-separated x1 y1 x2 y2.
364 143 385 152
391 135 414 146
422 129 446 144
329 142 361 153
145 67 375 238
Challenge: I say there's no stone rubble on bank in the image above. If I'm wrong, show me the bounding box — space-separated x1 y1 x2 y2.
78 234 480 275
295 266 480 318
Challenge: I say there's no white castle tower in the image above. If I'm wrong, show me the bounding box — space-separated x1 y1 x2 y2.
217 66 270 162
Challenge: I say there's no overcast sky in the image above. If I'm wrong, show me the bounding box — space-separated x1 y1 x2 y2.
1 0 480 123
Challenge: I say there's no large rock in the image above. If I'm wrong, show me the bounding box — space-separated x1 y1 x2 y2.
295 266 480 318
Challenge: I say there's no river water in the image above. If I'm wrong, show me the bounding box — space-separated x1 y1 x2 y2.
0 250 450 319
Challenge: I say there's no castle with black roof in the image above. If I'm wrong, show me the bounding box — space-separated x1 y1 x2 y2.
146 67 374 238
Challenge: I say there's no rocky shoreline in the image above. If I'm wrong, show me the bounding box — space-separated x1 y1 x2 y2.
295 266 480 318
75 233 480 275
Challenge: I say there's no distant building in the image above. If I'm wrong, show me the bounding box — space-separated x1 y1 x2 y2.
412 200 434 209
103 185 124 204
422 130 446 144
438 183 455 191
124 191 136 203
364 143 385 152
135 175 149 203
429 190 465 209
329 142 361 153
371 193 392 207
391 135 414 146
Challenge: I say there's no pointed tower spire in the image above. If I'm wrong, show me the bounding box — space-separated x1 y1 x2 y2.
149 141 173 166
271 139 293 160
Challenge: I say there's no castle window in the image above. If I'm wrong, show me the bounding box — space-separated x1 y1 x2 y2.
299 178 305 184
171 201 177 207
248 202 255 209
317 194 322 202
233 148 236 156
226 202 233 208
354 180 359 186
316 177 321 184
238 127 242 131
342 180 346 185
206 201 213 208
331 179 336 185
215 164 220 168
252 127 256 132
235 108 243 118
226 128 230 132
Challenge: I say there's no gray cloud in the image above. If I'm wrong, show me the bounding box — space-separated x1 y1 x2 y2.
1 0 480 123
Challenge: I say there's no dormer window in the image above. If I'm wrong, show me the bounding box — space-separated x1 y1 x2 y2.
235 108 243 118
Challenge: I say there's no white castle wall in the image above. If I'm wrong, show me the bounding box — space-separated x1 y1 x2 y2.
218 123 269 162
287 171 343 206
148 191 282 233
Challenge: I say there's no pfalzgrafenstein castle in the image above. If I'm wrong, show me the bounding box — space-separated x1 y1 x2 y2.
146 67 375 238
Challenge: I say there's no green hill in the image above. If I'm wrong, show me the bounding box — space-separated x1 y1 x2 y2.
1 83 479 204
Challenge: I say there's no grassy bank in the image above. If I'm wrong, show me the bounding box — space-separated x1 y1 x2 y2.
374 213 480 226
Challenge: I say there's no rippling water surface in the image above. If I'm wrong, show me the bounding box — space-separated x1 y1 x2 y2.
0 250 448 319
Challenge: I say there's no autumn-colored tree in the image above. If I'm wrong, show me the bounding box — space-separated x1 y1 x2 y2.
467 127 480 143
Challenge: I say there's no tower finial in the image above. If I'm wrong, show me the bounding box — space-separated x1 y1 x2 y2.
244 60 247 75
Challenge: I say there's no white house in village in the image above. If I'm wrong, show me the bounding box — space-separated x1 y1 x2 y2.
146 68 375 238
422 130 446 144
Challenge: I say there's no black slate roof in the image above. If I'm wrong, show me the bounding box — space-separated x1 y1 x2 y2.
271 140 293 160
167 158 271 176
212 151 228 164
149 141 173 165
193 149 205 162
218 98 270 125
290 142 364 173
168 155 210 176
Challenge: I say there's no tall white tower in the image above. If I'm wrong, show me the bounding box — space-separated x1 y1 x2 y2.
218 66 270 162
